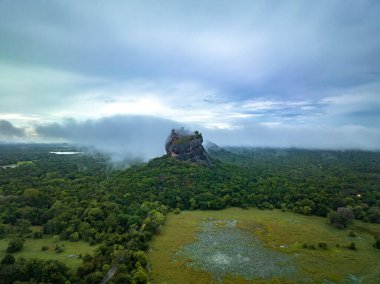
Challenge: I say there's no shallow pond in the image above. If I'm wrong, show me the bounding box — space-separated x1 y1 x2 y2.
176 219 296 281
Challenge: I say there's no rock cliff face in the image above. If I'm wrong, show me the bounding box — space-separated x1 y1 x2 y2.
165 128 210 166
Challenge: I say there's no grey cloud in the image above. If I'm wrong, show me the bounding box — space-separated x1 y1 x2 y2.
35 116 181 161
205 123 380 151
0 120 25 138
0 64 105 115
1 1 379 146
1 1 380 100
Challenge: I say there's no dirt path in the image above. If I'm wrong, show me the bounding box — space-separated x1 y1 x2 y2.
100 265 117 284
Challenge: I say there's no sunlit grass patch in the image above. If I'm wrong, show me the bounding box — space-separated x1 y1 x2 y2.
0 235 97 269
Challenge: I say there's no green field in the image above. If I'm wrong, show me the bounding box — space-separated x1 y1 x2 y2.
0 234 97 269
148 208 380 284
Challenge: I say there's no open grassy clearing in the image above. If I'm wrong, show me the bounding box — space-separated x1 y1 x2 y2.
0 234 98 269
148 208 380 284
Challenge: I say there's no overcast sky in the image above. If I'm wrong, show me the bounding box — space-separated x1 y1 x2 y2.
1 1 380 158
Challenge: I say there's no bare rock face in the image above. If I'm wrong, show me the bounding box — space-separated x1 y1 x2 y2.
165 128 210 166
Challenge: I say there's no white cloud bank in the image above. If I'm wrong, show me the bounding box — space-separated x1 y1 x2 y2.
32 115 380 163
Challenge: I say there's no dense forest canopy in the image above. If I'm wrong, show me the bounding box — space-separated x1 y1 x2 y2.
0 144 379 283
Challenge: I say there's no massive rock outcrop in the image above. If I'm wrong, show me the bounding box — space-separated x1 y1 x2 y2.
165 128 210 166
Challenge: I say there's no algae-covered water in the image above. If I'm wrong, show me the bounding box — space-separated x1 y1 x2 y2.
176 219 296 281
